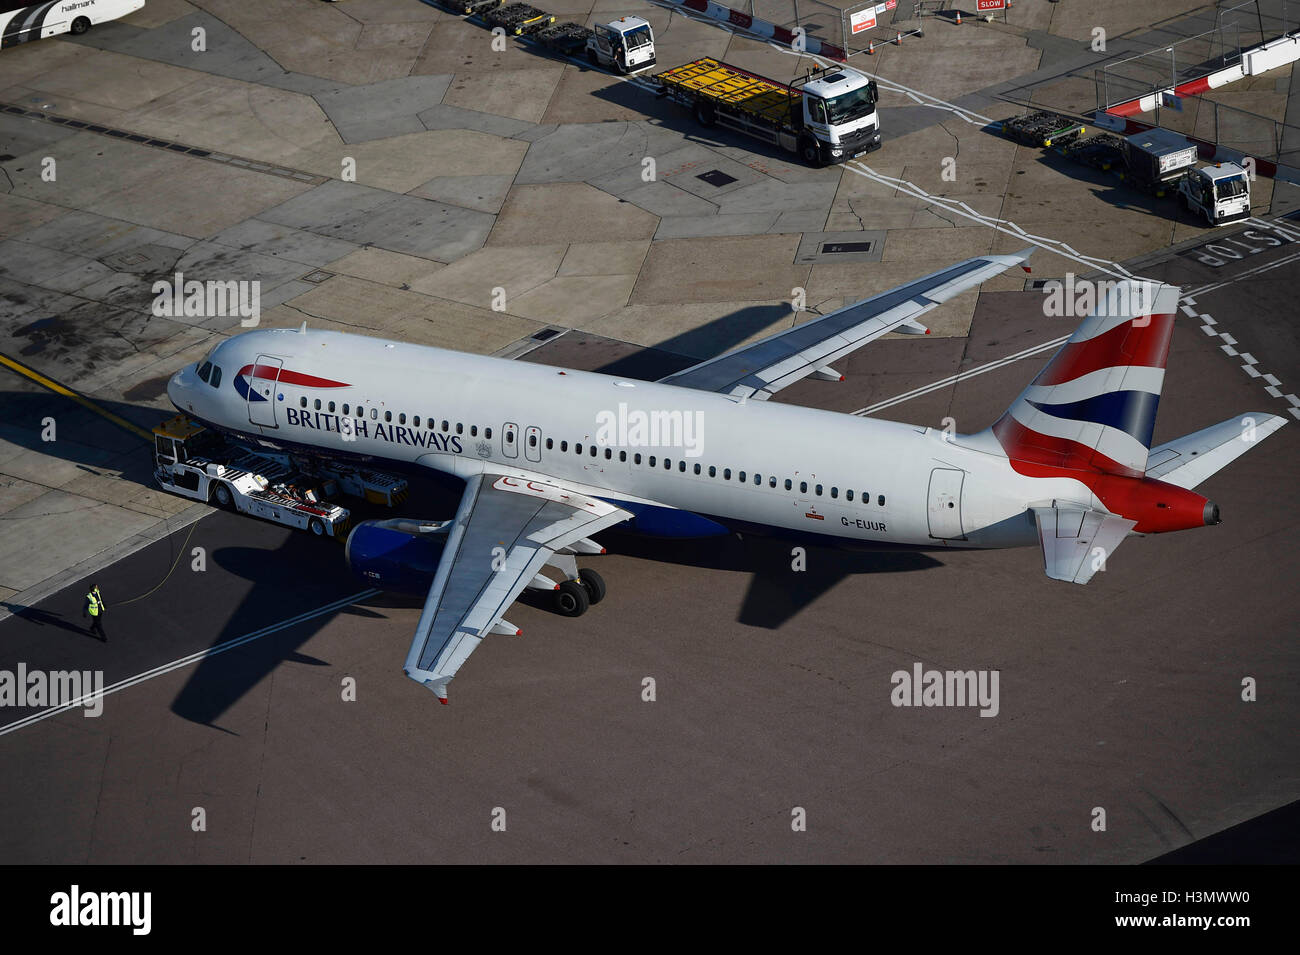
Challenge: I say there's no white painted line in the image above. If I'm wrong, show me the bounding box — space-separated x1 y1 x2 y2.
851 335 1069 416
0 589 380 738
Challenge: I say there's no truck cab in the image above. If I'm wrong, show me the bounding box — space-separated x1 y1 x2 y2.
1178 162 1251 226
586 16 654 74
793 68 881 165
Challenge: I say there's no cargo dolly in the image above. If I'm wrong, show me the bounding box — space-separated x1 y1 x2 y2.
485 2 554 35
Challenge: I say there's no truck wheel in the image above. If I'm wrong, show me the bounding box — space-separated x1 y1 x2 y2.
70 17 90 35
695 100 716 127
211 482 233 509
309 517 325 537
799 136 824 167
579 568 606 605
554 579 590 617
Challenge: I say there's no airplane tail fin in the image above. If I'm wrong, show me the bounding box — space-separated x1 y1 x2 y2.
988 280 1181 478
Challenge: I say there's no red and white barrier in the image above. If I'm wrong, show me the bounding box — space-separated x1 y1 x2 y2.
663 0 848 60
1092 112 1300 186
1107 33 1300 117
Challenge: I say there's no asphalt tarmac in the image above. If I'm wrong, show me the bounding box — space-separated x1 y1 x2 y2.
1 225 1295 863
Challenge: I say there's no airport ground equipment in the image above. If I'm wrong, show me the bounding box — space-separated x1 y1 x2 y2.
434 1 652 72
1003 111 1248 216
999 110 1086 148
485 2 554 35
654 58 881 166
1176 161 1251 226
152 416 407 538
583 15 655 74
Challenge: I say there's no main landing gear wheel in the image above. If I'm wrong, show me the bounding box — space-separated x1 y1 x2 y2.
212 482 233 509
579 568 606 605
554 579 590 617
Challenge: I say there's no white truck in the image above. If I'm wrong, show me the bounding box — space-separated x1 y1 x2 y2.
152 415 407 538
585 15 655 74
656 58 881 166
1178 162 1251 226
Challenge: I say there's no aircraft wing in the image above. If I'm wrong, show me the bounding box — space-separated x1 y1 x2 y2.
403 473 632 703
658 249 1033 400
1144 413 1287 489
1031 503 1137 585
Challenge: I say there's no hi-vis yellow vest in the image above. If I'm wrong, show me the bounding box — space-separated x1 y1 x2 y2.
87 591 102 616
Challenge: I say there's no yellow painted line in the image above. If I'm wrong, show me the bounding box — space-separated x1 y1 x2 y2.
0 352 153 442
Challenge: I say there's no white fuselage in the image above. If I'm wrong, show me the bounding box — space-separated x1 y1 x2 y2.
168 328 1102 550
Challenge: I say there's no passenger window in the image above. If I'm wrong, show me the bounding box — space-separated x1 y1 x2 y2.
709 466 716 477
768 477 776 488
831 487 838 498
754 474 761 486
679 461 686 472
561 441 569 452
634 453 641 464
694 463 701 475
878 495 885 506
724 469 731 480
619 451 626 462
785 479 792 490
315 399 322 411
300 397 307 408
384 411 392 423
470 425 477 436
371 409 378 420
604 448 610 459
329 402 336 413
343 404 350 415
507 431 514 444
815 485 823 496
846 490 854 501
442 420 449 432
398 413 406 425
800 481 808 493
457 423 463 434
546 438 553 450
485 428 492 439
592 446 598 458
531 435 539 447
576 444 583 455
663 458 671 469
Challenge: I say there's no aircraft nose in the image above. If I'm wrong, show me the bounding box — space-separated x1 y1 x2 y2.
167 365 194 412
1204 501 1220 525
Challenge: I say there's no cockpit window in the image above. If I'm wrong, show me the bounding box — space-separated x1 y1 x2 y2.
209 365 222 388
197 362 212 383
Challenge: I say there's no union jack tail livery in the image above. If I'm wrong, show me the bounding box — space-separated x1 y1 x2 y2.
991 281 1178 479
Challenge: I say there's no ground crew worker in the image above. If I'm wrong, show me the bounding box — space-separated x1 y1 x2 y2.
83 583 106 642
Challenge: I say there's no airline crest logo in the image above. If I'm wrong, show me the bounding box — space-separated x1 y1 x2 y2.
234 364 350 402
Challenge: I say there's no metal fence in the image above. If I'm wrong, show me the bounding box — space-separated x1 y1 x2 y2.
1097 0 1300 111
733 0 923 56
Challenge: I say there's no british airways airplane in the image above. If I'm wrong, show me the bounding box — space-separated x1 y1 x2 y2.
165 251 1285 703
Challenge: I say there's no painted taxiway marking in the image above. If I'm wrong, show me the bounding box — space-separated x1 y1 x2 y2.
0 352 152 442
0 589 380 738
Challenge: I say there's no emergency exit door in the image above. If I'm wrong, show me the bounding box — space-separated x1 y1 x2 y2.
927 468 966 540
247 356 281 428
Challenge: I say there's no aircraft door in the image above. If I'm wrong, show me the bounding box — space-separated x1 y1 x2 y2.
927 468 966 539
524 426 541 463
247 356 282 428
502 422 519 459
